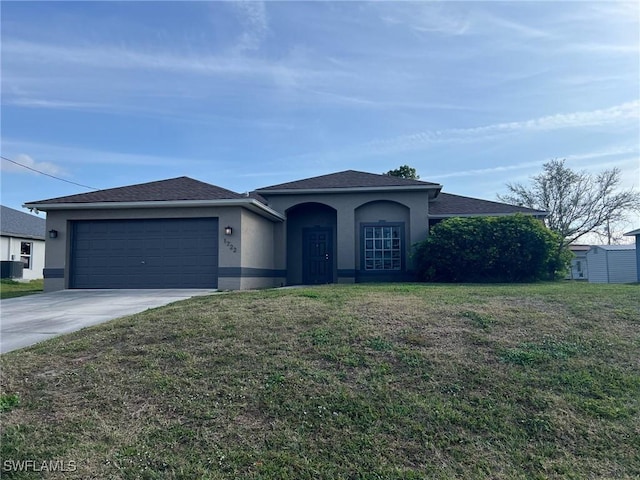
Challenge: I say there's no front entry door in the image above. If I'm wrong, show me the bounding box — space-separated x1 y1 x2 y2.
302 227 333 284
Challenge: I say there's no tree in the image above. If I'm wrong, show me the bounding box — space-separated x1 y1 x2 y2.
385 165 419 179
497 159 640 245
413 214 569 282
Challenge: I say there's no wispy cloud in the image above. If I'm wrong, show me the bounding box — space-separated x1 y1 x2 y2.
433 145 640 180
377 3 470 36
1 153 66 176
558 43 640 55
2 40 262 75
1 140 206 171
378 3 552 39
473 10 553 39
299 88 472 111
363 101 640 156
230 1 269 52
1 37 351 95
5 98 113 110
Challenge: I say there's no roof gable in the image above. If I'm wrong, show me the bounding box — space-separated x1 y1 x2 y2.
256 170 440 192
1 205 46 239
26 177 245 205
429 193 546 217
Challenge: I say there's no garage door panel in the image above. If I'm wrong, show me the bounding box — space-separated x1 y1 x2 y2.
71 218 218 289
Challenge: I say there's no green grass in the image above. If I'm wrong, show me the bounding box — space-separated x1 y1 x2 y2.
0 279 43 299
1 282 639 479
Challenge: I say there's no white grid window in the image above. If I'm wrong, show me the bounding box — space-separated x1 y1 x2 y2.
20 242 32 269
363 225 401 271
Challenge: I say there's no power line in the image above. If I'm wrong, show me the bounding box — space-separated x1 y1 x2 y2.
1 155 98 190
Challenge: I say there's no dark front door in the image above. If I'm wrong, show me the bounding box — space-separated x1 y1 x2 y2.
302 227 333 284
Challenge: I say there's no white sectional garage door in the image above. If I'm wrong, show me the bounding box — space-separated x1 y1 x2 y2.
70 218 218 289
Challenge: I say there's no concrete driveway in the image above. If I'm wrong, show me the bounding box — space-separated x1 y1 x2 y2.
0 289 216 354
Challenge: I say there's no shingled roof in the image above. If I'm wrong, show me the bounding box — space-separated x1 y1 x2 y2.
428 193 546 217
256 170 440 192
1 205 46 239
26 177 245 205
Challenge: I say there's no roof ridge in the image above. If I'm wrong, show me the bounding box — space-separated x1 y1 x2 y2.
256 169 440 191
26 176 245 205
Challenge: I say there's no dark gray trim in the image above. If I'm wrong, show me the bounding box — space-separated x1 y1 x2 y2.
338 269 356 277
218 267 286 278
44 268 65 279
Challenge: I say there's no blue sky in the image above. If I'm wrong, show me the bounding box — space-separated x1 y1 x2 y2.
2 1 639 231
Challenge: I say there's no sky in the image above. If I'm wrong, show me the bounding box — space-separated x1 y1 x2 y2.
2 1 639 237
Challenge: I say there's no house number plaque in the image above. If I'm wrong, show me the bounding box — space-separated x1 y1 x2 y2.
223 237 237 253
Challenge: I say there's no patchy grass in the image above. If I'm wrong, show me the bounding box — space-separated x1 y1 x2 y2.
0 279 43 299
1 282 639 479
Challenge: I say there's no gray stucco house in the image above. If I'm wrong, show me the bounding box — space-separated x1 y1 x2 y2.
24 170 544 291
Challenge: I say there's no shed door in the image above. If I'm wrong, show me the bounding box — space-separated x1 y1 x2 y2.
70 218 218 289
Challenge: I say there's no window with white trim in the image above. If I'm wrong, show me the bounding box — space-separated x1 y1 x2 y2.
363 224 402 271
20 242 32 269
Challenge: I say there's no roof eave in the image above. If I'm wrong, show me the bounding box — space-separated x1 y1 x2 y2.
429 211 547 219
0 231 46 241
22 199 285 222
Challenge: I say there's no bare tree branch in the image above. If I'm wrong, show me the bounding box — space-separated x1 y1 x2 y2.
497 159 640 245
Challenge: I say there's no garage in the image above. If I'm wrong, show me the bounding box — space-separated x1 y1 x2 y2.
70 218 218 289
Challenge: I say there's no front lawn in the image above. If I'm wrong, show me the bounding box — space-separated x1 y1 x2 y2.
0 279 43 299
1 282 638 479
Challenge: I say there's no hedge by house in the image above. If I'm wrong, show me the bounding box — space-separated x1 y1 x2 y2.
413 214 571 282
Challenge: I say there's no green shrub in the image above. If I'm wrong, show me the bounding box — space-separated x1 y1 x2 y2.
413 214 570 282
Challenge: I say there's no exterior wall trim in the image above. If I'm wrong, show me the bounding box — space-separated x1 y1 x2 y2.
338 269 356 277
43 268 65 278
24 199 285 222
429 213 547 219
218 267 286 278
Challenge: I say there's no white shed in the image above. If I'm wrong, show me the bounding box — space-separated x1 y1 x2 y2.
567 245 590 280
586 244 637 284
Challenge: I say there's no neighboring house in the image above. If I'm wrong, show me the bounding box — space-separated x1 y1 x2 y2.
586 244 637 284
567 245 590 281
1 205 46 280
624 228 640 282
24 170 545 292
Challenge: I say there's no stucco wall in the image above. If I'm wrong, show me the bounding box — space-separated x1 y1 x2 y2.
1 235 45 280
262 190 429 284
237 208 285 289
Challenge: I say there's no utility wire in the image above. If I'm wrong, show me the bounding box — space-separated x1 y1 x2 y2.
1 155 98 190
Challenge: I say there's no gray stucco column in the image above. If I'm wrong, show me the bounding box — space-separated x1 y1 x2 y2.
336 207 356 283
